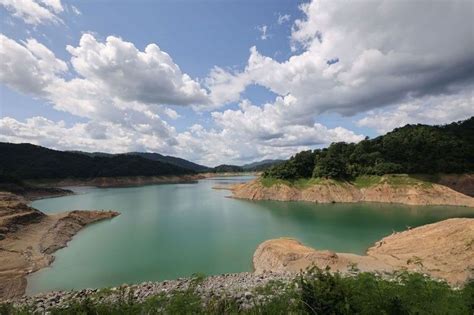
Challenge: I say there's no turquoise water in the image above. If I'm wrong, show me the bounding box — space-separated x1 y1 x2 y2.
27 176 474 294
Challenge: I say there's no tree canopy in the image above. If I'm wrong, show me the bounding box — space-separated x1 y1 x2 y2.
264 117 474 180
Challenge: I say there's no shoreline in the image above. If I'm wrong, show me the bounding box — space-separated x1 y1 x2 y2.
5 218 473 313
0 174 251 300
25 172 255 189
2 173 472 301
0 192 119 300
231 175 474 207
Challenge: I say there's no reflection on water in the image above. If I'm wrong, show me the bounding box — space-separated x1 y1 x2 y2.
27 176 474 294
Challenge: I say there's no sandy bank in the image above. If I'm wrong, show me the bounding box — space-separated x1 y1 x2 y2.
0 192 119 300
253 218 474 285
231 177 474 207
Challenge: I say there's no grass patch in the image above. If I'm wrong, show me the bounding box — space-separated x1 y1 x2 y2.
382 174 433 188
352 174 434 188
352 175 383 188
262 174 436 190
260 177 292 187
260 177 344 189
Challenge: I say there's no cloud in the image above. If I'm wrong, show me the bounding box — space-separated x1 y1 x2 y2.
70 4 80 15
4 0 473 165
357 93 474 134
164 108 180 120
0 34 67 95
207 0 474 119
257 25 269 40
277 13 290 25
0 33 209 155
0 0 63 25
0 116 151 153
175 98 364 165
66 34 209 106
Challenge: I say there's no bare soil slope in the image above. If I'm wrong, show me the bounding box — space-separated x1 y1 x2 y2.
253 218 474 285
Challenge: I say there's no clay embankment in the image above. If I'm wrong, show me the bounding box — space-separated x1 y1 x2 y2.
0 192 119 300
253 218 474 285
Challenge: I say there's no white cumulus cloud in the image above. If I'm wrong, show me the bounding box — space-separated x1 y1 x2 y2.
0 0 63 25
0 34 67 95
66 34 209 106
207 0 474 120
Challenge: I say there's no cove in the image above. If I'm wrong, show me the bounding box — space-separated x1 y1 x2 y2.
26 176 474 295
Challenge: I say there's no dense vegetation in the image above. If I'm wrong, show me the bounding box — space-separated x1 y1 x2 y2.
127 152 209 172
264 117 474 180
3 269 472 314
211 164 244 173
0 143 195 180
69 151 210 172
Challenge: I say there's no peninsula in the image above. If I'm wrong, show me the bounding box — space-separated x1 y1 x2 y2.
232 118 474 207
0 192 119 300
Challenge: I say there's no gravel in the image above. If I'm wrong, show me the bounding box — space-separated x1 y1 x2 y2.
8 271 296 313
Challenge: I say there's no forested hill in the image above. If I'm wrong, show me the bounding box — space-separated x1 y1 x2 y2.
68 151 210 172
211 164 244 173
0 143 196 180
264 117 474 180
128 152 210 172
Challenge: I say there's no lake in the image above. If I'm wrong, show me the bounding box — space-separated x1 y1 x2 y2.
27 176 474 295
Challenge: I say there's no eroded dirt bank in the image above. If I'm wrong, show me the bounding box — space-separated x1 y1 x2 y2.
253 218 474 286
232 178 474 207
0 192 119 300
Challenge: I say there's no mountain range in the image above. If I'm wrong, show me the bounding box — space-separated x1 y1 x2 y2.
0 143 284 180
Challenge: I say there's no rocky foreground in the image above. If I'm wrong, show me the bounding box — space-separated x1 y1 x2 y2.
231 176 474 207
253 218 474 286
0 192 119 300
8 272 296 313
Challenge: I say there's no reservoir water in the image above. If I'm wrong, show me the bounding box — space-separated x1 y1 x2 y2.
27 176 474 294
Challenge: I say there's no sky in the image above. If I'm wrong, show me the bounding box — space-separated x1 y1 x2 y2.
0 0 473 166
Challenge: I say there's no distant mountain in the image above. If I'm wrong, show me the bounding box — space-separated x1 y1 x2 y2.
241 159 285 171
211 164 244 173
0 143 195 180
128 152 210 172
68 151 210 172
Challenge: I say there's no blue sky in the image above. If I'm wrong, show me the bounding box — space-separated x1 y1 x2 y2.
1 0 473 166
1 0 307 130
